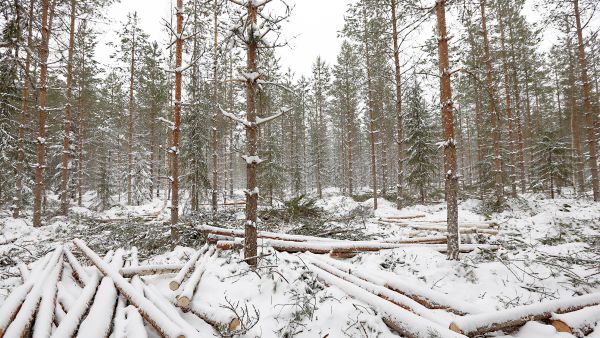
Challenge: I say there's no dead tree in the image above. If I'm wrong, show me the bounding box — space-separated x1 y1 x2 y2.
435 0 460 259
222 0 292 267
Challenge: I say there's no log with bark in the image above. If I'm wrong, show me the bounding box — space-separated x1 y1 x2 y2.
169 244 208 290
449 292 600 336
199 224 346 243
120 263 186 278
551 304 600 337
176 247 216 308
52 272 101 338
73 239 186 338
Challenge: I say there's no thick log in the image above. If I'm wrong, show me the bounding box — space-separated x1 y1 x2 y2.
551 304 600 337
73 239 185 338
449 292 600 336
177 247 215 309
32 255 64 338
120 264 185 278
169 245 208 290
52 272 101 338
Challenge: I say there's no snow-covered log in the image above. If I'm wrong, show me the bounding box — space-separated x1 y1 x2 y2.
375 221 499 235
199 224 345 243
187 302 240 333
124 306 148 338
73 239 185 338
449 292 600 336
308 262 467 338
309 254 481 315
51 271 101 338
120 263 185 278
551 304 600 337
304 256 450 326
144 285 203 337
3 247 64 337
217 238 495 254
176 247 216 308
32 254 64 338
64 246 90 286
169 244 208 290
0 252 51 335
385 214 426 219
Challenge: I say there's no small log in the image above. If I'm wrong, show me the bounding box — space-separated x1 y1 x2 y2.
177 247 216 309
32 255 64 338
551 304 600 337
64 246 90 286
449 293 600 336
186 302 241 333
384 214 426 220
199 224 346 243
112 296 128 338
169 244 208 291
73 239 186 338
120 263 185 278
18 263 29 282
124 306 148 338
3 247 64 337
144 285 203 336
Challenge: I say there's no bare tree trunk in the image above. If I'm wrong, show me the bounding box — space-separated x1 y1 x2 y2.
13 0 34 219
498 13 517 198
33 0 52 227
76 32 86 207
435 0 459 260
363 7 378 210
171 0 184 236
479 0 504 207
345 77 354 196
211 0 219 212
60 0 77 215
127 14 136 206
573 0 600 201
391 0 403 208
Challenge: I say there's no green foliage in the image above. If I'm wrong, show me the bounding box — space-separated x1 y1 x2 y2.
530 129 571 197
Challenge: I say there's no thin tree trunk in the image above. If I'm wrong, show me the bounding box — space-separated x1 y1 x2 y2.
211 0 219 212
127 14 136 206
13 0 34 219
573 0 600 201
60 0 77 215
32 0 52 227
76 33 86 207
435 0 459 260
171 0 184 235
363 6 378 210
391 0 403 208
479 0 504 207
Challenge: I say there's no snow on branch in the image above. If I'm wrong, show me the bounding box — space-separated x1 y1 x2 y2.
256 106 291 125
219 106 252 128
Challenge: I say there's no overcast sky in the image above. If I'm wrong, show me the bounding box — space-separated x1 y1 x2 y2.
97 0 356 77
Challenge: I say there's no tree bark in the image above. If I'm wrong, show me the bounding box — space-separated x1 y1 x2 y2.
363 6 378 210
32 0 52 227
573 0 600 201
171 0 183 234
211 0 219 213
435 0 459 260
127 14 136 206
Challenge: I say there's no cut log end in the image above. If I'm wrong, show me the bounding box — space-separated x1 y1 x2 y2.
228 318 241 331
329 251 357 259
169 281 180 291
551 320 572 334
176 296 190 309
449 322 462 333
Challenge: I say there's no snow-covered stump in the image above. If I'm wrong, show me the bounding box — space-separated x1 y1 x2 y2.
51 272 101 338
73 239 186 338
169 244 208 291
551 304 600 337
310 254 481 315
0 252 52 335
449 292 600 336
176 247 215 309
3 247 63 338
308 262 467 338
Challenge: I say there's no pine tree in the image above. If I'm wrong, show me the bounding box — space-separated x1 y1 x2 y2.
531 130 571 198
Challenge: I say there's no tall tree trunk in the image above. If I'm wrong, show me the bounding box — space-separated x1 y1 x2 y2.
13 0 34 219
345 76 354 196
171 0 184 236
391 0 403 208
435 0 459 260
363 6 378 210
60 0 77 215
32 0 52 227
479 0 504 207
244 2 259 267
498 12 517 198
573 0 600 201
76 30 86 207
127 14 136 206
211 0 219 212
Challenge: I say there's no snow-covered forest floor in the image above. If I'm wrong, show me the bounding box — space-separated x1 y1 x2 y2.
1 192 599 337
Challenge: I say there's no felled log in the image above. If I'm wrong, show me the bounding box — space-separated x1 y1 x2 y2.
169 244 208 290
304 256 449 326
308 262 467 338
119 263 185 278
177 247 216 308
3 247 64 337
186 302 241 333
308 254 481 315
64 246 90 286
144 285 204 336
51 272 101 338
384 214 426 220
375 221 499 235
217 238 496 255
73 239 186 338
199 224 345 243
31 254 64 338
124 305 148 338
551 304 600 337
449 292 600 336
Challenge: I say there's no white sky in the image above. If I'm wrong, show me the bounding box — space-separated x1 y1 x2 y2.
97 0 356 77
